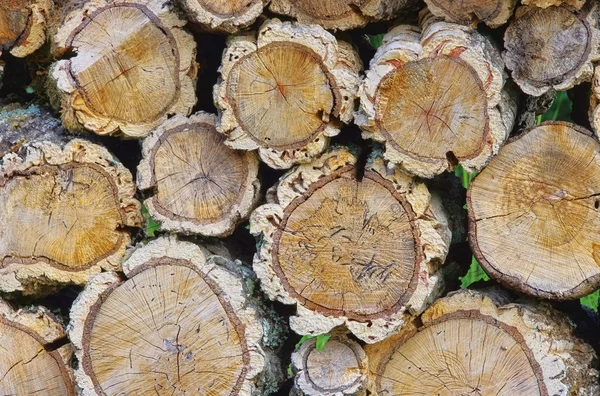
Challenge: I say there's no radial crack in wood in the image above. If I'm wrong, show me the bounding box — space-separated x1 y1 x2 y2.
424 0 517 28
365 288 600 395
68 236 280 395
215 19 362 169
0 299 75 395
0 0 51 58
250 147 451 343
137 113 261 237
268 0 419 31
468 122 600 299
291 331 367 396
50 0 198 138
356 17 516 178
178 0 267 33
503 3 600 96
0 139 141 295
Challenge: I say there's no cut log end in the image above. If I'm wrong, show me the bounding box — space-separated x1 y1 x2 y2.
0 0 51 57
137 113 260 237
522 0 586 9
424 0 517 28
179 0 266 33
215 19 361 169
0 300 74 395
69 237 279 395
503 4 600 96
468 122 600 299
366 288 600 395
50 0 198 137
251 147 451 343
357 22 516 178
0 139 141 295
291 332 367 396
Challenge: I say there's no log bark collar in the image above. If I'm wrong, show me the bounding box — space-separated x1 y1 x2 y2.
0 0 51 57
178 0 267 33
50 0 198 138
424 0 517 28
468 122 600 299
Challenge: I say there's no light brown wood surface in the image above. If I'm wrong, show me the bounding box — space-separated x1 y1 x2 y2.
179 0 266 33
424 0 517 27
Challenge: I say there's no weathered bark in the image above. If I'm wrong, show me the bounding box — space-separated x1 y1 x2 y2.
589 66 600 135
49 0 198 138
250 147 451 343
424 0 517 28
365 288 600 395
0 138 141 295
291 331 367 396
68 236 283 395
137 112 261 237
214 19 361 169
177 0 267 33
268 0 419 31
468 122 600 299
0 299 75 395
522 0 586 8
503 3 600 96
0 0 51 58
356 15 517 178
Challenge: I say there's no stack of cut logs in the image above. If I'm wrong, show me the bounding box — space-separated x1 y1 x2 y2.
1 0 600 394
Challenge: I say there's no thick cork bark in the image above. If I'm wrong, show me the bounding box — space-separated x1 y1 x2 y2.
468 122 600 299
68 236 282 395
49 0 198 138
250 147 451 343
177 0 267 33
214 19 362 169
589 66 600 136
0 0 52 58
365 288 600 395
356 15 517 178
137 112 261 237
291 331 367 396
424 0 517 28
503 3 600 96
0 299 75 395
522 0 586 9
268 0 419 31
0 139 141 295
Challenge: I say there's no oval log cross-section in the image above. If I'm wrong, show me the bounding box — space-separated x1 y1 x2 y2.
69 237 276 395
251 147 451 342
215 19 361 169
179 0 266 33
424 0 517 28
0 139 141 295
468 122 600 299
0 0 51 57
137 113 260 237
51 0 198 137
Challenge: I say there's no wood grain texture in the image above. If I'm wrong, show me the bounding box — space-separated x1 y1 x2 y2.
424 0 517 28
178 0 267 33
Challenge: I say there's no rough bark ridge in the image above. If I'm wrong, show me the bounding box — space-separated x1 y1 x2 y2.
68 236 282 395
0 139 141 295
356 14 516 178
49 0 198 138
424 0 517 28
365 289 600 395
269 0 419 31
251 146 451 343
137 112 261 237
0 0 52 58
214 18 362 169
589 66 600 136
291 331 368 396
468 122 600 299
522 0 586 8
503 3 600 96
178 0 267 33
0 299 75 395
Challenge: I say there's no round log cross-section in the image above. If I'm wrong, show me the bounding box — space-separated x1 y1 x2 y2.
357 21 516 178
137 113 260 237
50 0 198 137
424 0 517 28
251 147 451 343
69 237 278 395
366 289 600 395
0 0 51 57
0 139 141 295
178 0 266 33
468 122 600 299
215 19 361 169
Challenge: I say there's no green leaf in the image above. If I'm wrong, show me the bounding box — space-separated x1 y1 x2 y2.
286 364 293 377
366 34 385 49
141 204 160 237
454 164 477 189
295 335 313 349
539 91 573 123
460 256 490 289
580 290 599 312
315 334 331 351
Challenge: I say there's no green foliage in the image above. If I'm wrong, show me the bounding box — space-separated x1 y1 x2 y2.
287 364 293 378
460 256 490 289
366 34 384 49
454 164 477 189
580 290 599 313
295 335 313 349
141 204 160 237
537 91 573 124
294 334 332 352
